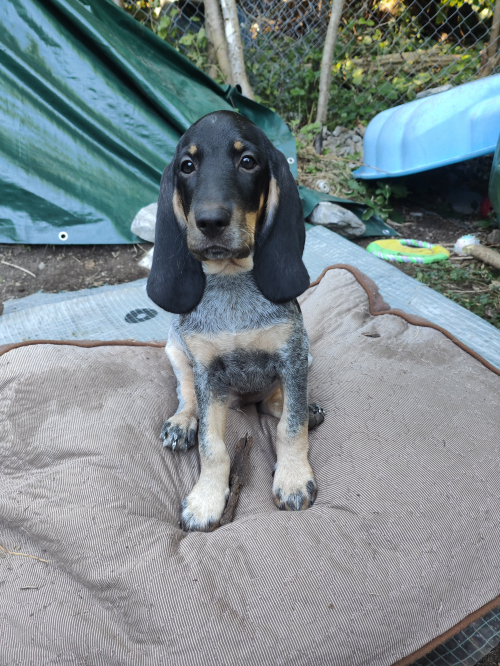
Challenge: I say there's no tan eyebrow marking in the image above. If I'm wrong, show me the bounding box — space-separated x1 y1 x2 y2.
173 189 188 227
188 144 197 155
234 141 244 151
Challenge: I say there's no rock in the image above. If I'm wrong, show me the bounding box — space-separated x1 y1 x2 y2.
322 126 364 161
308 202 366 238
138 247 154 270
131 202 157 242
487 229 500 246
38 262 45 270
332 125 347 137
415 84 453 100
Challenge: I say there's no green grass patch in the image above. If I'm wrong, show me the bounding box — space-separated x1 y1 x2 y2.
402 260 500 329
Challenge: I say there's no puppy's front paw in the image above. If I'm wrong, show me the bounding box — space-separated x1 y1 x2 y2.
160 413 198 452
181 479 229 532
273 463 317 511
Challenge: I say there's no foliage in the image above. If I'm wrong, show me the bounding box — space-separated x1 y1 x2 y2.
125 0 225 82
250 16 485 127
408 260 500 330
346 178 408 222
125 0 488 128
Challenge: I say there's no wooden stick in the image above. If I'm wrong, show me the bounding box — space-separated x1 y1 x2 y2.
479 0 500 78
204 0 233 84
466 244 500 270
315 0 345 152
219 0 254 99
447 289 490 294
1 260 36 278
219 434 253 526
0 543 49 563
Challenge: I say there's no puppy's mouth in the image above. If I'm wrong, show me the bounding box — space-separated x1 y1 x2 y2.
190 244 253 262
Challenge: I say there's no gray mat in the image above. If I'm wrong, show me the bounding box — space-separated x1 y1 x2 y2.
1 226 500 372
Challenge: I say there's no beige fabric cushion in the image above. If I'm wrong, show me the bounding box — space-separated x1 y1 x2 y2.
1 267 499 666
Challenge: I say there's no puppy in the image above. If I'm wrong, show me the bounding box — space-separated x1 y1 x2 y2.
147 110 323 532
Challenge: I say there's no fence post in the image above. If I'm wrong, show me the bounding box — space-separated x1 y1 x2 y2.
480 0 500 77
204 0 233 84
315 0 345 152
219 0 255 99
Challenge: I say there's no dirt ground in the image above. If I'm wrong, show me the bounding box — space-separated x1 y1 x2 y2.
0 207 480 314
0 242 153 316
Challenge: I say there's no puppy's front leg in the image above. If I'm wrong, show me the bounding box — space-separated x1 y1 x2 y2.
181 368 230 532
273 354 317 511
161 340 199 451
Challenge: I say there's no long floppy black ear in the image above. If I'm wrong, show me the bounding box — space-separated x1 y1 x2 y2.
253 144 310 303
147 163 205 314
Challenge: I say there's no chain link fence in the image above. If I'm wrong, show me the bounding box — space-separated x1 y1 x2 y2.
124 0 499 128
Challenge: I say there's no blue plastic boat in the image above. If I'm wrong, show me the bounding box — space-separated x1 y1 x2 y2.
354 74 500 179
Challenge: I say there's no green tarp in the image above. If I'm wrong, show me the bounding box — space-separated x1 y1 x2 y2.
0 0 394 244
0 0 297 244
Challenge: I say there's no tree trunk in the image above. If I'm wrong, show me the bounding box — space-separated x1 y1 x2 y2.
219 0 254 99
315 0 345 152
204 0 233 85
479 0 500 78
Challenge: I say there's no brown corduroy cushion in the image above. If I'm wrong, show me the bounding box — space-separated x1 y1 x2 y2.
1 267 499 666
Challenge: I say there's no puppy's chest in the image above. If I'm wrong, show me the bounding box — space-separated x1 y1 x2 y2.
178 273 298 366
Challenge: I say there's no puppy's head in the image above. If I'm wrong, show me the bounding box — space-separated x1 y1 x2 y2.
147 111 309 314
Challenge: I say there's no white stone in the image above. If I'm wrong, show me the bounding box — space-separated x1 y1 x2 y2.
308 202 366 238
131 202 157 242
138 247 154 271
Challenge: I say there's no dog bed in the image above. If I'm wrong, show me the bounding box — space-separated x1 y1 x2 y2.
1 266 499 666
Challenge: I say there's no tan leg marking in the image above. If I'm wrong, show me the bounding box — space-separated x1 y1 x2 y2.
259 385 284 419
273 386 316 511
182 398 230 531
162 344 198 451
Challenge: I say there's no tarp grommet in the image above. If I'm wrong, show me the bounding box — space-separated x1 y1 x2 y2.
59 232 68 241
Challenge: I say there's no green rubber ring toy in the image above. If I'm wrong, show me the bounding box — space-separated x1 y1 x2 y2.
366 239 450 264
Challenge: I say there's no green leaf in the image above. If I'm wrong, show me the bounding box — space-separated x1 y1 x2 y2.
389 209 406 224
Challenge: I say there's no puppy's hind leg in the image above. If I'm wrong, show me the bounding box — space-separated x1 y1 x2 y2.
259 385 325 430
161 341 199 452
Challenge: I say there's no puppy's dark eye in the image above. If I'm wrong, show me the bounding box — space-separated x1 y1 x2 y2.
240 156 256 170
181 160 195 174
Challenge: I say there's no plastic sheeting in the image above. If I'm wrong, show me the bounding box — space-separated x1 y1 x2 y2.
355 75 500 180
0 0 296 245
2 225 500 374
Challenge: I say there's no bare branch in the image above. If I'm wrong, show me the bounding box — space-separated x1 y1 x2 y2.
219 0 255 99
204 0 233 84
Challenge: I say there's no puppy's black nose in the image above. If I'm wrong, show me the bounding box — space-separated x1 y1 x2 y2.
195 208 231 238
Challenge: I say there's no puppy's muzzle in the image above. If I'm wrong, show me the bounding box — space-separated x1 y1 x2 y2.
195 207 231 239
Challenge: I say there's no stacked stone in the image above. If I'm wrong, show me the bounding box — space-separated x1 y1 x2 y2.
322 125 365 159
